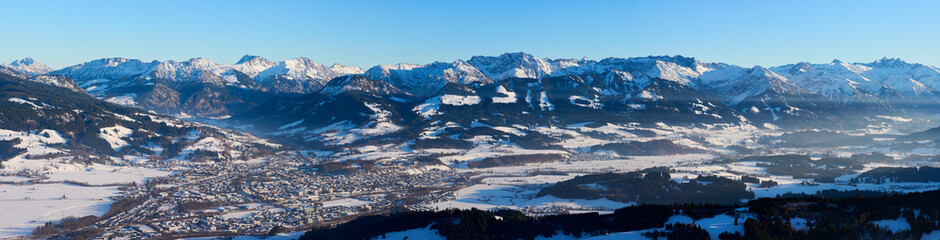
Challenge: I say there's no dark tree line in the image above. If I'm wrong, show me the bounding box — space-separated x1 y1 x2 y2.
299 189 940 240
299 205 720 240
537 168 754 205
591 139 703 156
853 166 940 183
467 154 565 168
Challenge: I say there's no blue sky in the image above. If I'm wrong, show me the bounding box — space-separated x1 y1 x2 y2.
1 0 938 69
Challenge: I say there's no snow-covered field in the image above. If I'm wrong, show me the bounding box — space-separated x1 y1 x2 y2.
424 173 631 213
423 154 713 213
425 139 940 217
321 198 374 208
0 183 121 238
441 94 481 106
460 154 714 176
492 85 518 104
872 217 912 233
43 164 172 185
0 157 171 238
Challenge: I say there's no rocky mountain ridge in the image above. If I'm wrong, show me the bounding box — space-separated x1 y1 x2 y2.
0 70 278 171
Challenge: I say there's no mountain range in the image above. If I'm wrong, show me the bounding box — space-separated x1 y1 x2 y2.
0 69 279 170
4 53 939 149
25 53 940 113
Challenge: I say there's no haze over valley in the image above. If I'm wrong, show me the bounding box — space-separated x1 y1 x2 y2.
3 1 940 239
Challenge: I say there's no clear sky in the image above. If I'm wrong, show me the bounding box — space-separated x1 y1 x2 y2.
1 0 938 69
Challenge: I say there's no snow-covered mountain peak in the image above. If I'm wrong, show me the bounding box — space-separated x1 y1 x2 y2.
745 65 776 77
451 59 471 67
53 57 158 81
55 55 365 95
254 53 726 97
256 57 363 81
36 54 940 119
330 63 364 74
699 65 804 104
187 57 219 68
228 55 276 78
467 52 553 80
472 52 538 62
770 61 887 103
835 62 873 75
591 55 710 85
364 61 490 97
785 62 814 74
638 55 703 70
150 58 223 83
260 57 327 79
866 57 911 69
320 74 407 97
236 55 270 65
6 57 53 76
378 63 423 71
10 57 36 66
98 57 150 67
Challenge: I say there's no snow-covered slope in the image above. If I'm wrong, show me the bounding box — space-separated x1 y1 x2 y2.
1 63 84 93
0 70 278 170
357 53 939 108
235 75 411 147
770 58 940 104
321 74 410 97
860 58 940 98
35 52 940 125
228 55 277 78
699 65 806 105
364 61 491 97
253 57 366 93
4 58 53 76
467 52 558 80
364 53 714 97
27 75 85 93
48 56 364 117
53 56 364 93
53 57 159 83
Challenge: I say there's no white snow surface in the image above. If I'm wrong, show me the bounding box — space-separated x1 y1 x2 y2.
365 60 490 97
52 55 364 95
99 125 134 150
44 164 172 185
425 174 632 213
441 94 481 106
872 217 912 233
321 198 374 208
371 224 445 240
492 85 518 103
7 98 41 108
4 58 53 76
104 94 137 106
0 183 121 238
414 96 442 118
46 53 940 105
539 91 554 111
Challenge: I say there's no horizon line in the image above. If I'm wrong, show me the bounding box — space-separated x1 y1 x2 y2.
2 53 932 71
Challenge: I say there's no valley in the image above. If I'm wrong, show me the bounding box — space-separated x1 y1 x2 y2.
0 53 939 239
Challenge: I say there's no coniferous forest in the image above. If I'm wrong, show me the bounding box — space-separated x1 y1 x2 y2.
301 189 940 240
